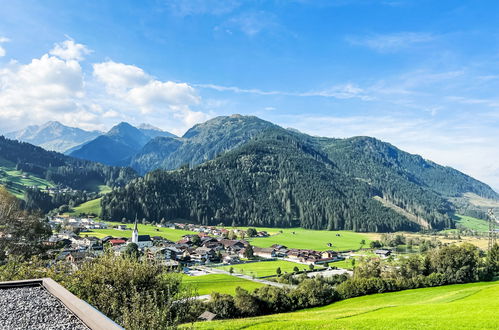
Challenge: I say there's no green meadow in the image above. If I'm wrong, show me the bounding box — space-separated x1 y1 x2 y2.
0 158 54 198
83 221 196 242
183 274 264 295
190 280 499 329
454 214 490 232
216 260 313 278
67 197 103 217
241 227 371 251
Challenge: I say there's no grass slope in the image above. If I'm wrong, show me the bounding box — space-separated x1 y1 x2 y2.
454 214 490 232
216 260 314 278
0 159 54 198
68 198 103 217
191 281 499 329
85 221 195 241
183 274 264 296
241 227 370 251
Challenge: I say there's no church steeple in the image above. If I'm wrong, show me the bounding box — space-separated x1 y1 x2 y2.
132 217 139 244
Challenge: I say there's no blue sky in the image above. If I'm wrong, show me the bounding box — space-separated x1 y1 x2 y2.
0 0 499 190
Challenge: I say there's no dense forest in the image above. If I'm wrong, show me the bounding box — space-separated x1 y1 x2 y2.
103 130 428 232
0 136 137 189
101 118 498 232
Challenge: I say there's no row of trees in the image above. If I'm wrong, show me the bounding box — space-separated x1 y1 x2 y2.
201 242 499 321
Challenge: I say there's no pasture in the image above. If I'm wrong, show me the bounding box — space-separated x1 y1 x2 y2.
454 214 489 232
216 260 313 278
84 221 196 242
0 159 54 198
242 227 371 251
183 274 264 295
67 198 103 217
190 280 499 329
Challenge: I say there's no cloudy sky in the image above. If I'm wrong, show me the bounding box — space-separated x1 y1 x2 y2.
0 0 499 190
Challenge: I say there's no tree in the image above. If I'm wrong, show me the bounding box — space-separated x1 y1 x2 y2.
370 240 383 249
124 243 139 260
67 252 194 328
190 235 201 246
246 228 258 237
208 293 237 319
487 243 499 273
309 264 315 271
0 187 51 261
360 239 366 248
293 266 299 273
427 243 480 283
234 287 261 316
276 267 282 276
244 245 254 259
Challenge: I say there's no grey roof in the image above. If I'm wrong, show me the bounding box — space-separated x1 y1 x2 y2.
137 235 151 242
0 286 88 330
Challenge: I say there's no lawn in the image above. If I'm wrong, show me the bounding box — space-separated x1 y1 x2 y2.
67 198 103 216
183 274 264 296
239 227 371 251
84 221 196 242
216 260 313 278
189 280 499 329
454 214 489 232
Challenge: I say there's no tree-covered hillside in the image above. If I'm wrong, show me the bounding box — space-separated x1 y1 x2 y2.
102 130 423 232
129 114 276 174
101 116 498 232
0 136 136 190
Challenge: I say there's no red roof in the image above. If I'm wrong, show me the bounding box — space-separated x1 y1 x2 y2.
109 239 126 245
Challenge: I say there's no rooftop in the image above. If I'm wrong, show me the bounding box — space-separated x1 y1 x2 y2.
0 278 122 330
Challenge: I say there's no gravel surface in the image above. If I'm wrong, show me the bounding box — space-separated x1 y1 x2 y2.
0 286 89 330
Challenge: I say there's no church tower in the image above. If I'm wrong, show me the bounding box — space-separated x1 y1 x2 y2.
132 219 139 244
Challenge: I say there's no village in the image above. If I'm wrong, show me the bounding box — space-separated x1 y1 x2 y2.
43 215 390 278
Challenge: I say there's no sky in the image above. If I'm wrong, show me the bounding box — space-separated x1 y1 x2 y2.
0 0 499 190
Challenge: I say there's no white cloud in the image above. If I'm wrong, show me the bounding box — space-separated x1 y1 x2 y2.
0 53 87 127
195 82 371 100
347 32 436 52
0 40 209 135
93 61 151 92
92 60 206 131
0 36 10 57
49 39 92 61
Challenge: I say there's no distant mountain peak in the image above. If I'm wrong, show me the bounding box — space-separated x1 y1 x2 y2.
138 123 163 131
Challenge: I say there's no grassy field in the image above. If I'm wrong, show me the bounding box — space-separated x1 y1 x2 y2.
83 221 196 241
183 274 264 295
454 214 489 232
216 260 314 278
0 158 54 198
240 227 371 251
190 281 499 329
67 198 103 216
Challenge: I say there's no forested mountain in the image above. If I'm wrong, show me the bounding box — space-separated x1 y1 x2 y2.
129 114 276 174
102 129 416 232
4 121 101 152
69 122 175 166
101 115 498 232
0 136 136 190
137 123 176 139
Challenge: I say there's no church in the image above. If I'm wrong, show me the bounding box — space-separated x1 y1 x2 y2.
130 221 153 249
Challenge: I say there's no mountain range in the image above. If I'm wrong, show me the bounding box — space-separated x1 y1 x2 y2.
4 121 101 152
99 115 498 231
2 115 497 232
